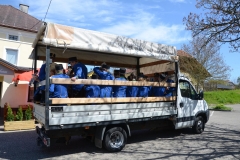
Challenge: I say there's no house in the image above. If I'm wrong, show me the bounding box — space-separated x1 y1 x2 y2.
0 4 43 117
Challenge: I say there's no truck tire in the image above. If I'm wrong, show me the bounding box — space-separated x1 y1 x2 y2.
192 116 204 134
103 127 127 152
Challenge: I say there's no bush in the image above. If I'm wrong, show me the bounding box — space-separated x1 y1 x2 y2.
25 105 32 120
6 105 14 121
15 106 23 121
212 104 232 111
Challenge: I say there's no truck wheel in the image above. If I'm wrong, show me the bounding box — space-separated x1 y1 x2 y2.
103 127 127 152
192 116 204 134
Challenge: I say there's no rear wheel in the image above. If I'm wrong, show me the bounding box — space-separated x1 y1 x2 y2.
192 116 205 134
103 127 127 152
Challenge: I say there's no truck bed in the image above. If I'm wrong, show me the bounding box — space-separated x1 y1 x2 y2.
34 101 177 129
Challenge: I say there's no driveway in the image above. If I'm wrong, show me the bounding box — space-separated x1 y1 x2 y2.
0 105 239 160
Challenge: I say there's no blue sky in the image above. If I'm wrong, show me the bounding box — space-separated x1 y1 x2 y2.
3 0 240 82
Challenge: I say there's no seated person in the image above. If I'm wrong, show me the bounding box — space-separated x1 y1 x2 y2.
49 64 69 98
68 57 87 97
113 69 127 97
150 73 165 96
85 74 100 98
159 72 175 97
137 73 151 97
126 73 138 97
93 63 114 97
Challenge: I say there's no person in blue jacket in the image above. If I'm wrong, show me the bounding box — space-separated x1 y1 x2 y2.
137 73 151 97
34 53 55 103
126 73 138 97
85 74 100 98
49 64 69 98
68 57 88 97
151 73 166 97
160 72 175 97
113 69 127 97
93 63 114 97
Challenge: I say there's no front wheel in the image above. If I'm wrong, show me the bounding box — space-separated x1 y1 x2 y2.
192 116 205 134
103 127 127 152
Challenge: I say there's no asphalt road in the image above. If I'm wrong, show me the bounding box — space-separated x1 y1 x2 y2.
0 105 239 160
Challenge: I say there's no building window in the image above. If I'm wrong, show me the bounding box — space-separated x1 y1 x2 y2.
8 35 18 41
6 49 18 65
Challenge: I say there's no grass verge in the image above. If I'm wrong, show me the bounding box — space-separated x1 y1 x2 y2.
211 104 232 111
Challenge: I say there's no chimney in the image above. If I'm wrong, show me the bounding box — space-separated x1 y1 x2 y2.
19 4 29 14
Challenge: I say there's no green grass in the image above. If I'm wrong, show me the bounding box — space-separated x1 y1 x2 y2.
204 89 240 105
211 104 232 111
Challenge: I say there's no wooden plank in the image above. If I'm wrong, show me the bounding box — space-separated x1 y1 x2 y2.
50 96 176 104
51 78 176 87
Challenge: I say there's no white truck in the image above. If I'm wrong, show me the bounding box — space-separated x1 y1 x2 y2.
32 22 209 152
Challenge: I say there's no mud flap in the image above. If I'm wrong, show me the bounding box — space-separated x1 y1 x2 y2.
94 125 106 148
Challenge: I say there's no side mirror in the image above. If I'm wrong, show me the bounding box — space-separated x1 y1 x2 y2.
198 90 204 100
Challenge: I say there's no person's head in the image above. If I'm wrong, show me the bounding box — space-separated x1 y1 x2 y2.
119 68 126 77
50 53 56 63
55 64 64 74
91 74 98 79
128 73 135 81
68 57 78 67
160 72 168 81
138 72 145 81
101 64 110 71
114 70 120 78
154 72 160 82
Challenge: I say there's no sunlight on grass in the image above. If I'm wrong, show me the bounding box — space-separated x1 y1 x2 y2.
211 104 232 111
204 89 240 105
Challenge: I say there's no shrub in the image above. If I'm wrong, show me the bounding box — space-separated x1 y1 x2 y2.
6 105 14 121
25 105 32 120
212 104 232 111
15 106 23 121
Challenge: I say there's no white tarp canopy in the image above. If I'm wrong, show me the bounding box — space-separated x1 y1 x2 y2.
33 22 177 62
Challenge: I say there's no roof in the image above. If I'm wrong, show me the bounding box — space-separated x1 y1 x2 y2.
0 58 32 72
33 22 177 62
217 84 234 90
0 5 42 33
177 50 192 57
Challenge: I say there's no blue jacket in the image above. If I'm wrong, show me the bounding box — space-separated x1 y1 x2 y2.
85 85 100 98
126 86 139 97
113 77 127 97
138 86 151 97
93 67 114 97
72 62 88 91
151 86 166 96
39 63 46 81
49 74 69 98
165 78 175 97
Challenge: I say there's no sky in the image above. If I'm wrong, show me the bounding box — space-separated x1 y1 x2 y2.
2 0 240 82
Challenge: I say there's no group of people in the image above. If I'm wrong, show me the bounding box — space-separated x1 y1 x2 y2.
33 55 175 103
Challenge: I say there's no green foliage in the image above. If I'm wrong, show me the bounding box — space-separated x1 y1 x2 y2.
6 105 14 121
15 106 23 121
212 104 232 111
25 105 32 120
204 90 240 105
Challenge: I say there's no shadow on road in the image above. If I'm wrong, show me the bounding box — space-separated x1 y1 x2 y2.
0 125 239 159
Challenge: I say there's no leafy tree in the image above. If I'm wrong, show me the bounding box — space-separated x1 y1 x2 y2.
25 105 32 120
183 0 240 52
237 77 240 84
181 36 231 81
6 105 14 121
15 107 23 121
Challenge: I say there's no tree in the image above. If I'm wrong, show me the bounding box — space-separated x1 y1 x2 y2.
181 36 231 81
183 0 240 52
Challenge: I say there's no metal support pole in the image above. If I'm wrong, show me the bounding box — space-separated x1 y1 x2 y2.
45 46 50 130
34 46 38 93
137 57 140 76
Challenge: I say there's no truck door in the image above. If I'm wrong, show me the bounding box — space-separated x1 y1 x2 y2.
175 79 203 129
